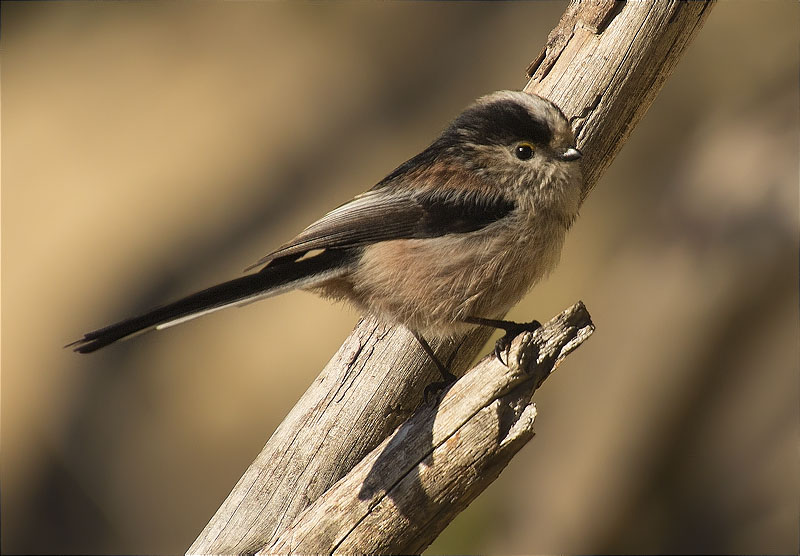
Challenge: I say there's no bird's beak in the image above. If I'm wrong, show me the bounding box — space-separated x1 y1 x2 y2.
560 147 582 162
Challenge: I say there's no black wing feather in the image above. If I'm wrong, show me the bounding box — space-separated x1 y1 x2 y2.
249 188 515 270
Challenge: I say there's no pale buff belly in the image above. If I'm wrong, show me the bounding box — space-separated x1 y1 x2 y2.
338 220 566 338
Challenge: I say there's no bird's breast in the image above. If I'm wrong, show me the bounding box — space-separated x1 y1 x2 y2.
346 214 566 338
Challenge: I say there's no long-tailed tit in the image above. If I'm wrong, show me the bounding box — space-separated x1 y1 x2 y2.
70 91 583 385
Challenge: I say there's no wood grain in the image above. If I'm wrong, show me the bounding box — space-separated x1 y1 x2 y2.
262 303 593 555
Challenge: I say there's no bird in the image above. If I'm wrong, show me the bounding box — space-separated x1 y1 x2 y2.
69 90 583 387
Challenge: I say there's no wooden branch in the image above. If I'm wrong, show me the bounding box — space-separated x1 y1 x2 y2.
261 303 593 555
524 0 716 194
188 2 714 554
189 319 490 555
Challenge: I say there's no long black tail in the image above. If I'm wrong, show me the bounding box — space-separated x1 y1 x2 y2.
69 249 355 353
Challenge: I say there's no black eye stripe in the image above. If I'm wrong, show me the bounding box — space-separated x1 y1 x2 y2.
375 96 559 186
450 99 553 146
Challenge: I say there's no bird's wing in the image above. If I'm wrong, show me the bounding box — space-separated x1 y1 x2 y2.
247 187 515 271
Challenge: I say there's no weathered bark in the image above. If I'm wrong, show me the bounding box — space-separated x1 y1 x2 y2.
524 0 715 195
188 2 715 554
262 303 593 555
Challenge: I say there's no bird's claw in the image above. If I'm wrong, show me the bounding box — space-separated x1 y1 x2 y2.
494 339 509 366
493 319 541 367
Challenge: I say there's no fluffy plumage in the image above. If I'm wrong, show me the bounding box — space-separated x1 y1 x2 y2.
70 90 583 355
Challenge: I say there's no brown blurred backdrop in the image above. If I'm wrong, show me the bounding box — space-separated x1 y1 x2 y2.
2 2 798 554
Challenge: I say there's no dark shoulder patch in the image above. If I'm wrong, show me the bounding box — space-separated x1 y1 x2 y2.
416 190 516 236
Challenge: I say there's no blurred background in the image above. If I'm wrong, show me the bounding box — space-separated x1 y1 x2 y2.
2 2 797 554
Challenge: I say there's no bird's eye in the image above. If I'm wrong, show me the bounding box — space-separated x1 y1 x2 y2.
515 142 534 160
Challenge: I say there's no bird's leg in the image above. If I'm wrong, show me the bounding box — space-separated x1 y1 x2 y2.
411 330 457 404
462 316 541 366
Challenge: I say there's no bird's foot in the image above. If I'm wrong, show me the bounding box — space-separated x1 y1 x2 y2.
493 320 541 366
